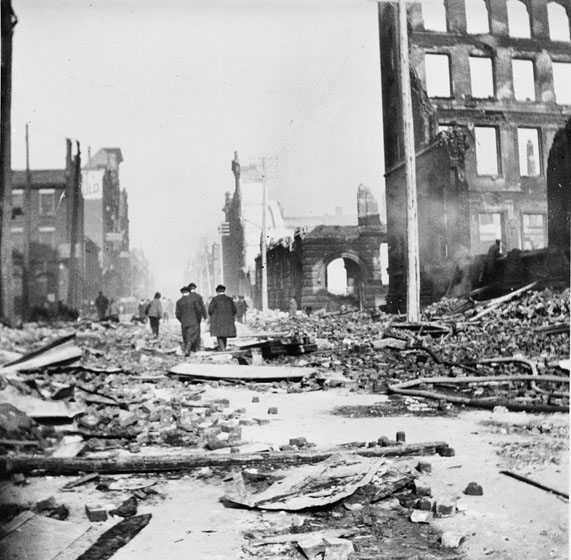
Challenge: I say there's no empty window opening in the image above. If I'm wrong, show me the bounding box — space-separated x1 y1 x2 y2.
517 128 541 177
553 62 571 104
12 189 24 211
11 227 24 253
469 57 494 98
548 2 571 42
38 226 55 248
466 0 490 34
474 126 499 176
425 53 451 97
522 214 546 249
422 0 447 32
326 259 348 295
39 189 55 216
478 213 503 254
512 59 535 101
507 0 531 38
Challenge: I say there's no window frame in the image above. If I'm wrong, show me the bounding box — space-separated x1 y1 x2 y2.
521 213 547 250
38 226 56 248
547 2 571 42
477 212 505 254
552 61 571 105
422 0 448 33
466 0 490 35
512 58 536 102
424 52 453 98
39 189 56 217
474 125 501 177
516 127 542 177
506 0 532 39
469 55 495 99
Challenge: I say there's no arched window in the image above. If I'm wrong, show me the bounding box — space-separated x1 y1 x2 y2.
423 0 447 32
466 0 490 34
548 2 571 42
507 0 531 38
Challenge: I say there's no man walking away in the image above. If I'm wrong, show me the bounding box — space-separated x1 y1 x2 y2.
147 292 163 337
208 284 237 351
95 291 109 321
235 295 248 323
176 284 207 356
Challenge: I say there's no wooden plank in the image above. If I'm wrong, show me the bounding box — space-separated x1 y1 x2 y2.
72 514 151 560
0 441 450 476
250 528 360 546
169 363 313 381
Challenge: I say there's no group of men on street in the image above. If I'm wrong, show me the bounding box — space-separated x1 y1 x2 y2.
175 282 239 356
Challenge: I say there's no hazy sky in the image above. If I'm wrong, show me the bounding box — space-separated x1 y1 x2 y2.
11 0 385 296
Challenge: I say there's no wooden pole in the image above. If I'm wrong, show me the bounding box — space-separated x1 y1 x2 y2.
68 142 81 310
23 123 32 321
261 157 268 312
0 0 16 326
398 0 420 321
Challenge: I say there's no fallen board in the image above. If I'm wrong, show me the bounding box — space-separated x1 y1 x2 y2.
168 363 313 381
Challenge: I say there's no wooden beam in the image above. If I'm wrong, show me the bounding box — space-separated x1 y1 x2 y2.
0 441 450 476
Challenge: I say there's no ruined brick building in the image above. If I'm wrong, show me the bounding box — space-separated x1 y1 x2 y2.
11 140 89 315
378 0 570 311
254 186 386 312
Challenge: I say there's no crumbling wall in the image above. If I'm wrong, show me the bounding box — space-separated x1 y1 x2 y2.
547 117 571 252
260 225 386 312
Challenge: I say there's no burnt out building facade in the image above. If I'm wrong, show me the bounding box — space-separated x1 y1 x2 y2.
379 0 571 311
255 186 387 313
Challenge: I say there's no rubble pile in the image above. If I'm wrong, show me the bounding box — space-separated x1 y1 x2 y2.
249 287 570 410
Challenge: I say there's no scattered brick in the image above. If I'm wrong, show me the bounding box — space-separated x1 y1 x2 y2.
464 482 483 495
267 407 278 415
85 504 108 522
416 461 432 474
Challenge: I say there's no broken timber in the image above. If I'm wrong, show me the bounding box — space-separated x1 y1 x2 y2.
0 441 451 476
169 362 313 382
1 334 82 375
388 374 569 413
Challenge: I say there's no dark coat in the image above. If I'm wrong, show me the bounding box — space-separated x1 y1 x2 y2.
208 294 237 337
176 293 207 327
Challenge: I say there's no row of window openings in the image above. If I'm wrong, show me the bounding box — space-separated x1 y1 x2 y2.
456 125 543 177
12 190 56 216
478 212 546 253
425 55 571 104
423 0 570 42
11 227 56 249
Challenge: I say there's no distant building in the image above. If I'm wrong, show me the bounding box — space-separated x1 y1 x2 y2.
82 147 131 299
11 140 86 315
221 152 294 299
378 0 571 311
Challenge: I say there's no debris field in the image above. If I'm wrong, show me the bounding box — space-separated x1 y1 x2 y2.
0 285 568 559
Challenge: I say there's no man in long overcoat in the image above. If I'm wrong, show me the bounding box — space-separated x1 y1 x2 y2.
208 284 237 351
176 283 207 356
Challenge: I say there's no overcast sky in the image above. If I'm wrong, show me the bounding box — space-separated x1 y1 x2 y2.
11 0 385 297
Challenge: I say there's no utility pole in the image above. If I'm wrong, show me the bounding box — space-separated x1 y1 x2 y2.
23 123 32 321
260 157 268 313
397 0 420 321
68 142 81 310
0 0 16 326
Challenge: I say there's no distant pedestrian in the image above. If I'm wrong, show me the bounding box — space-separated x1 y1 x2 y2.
235 295 249 323
147 292 163 337
108 299 120 323
176 283 207 356
288 297 298 317
95 291 109 321
208 284 236 351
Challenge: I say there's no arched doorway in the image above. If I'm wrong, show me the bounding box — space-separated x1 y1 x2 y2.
323 253 365 310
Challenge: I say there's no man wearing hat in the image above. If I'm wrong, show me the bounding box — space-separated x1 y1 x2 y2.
208 284 237 351
175 283 207 356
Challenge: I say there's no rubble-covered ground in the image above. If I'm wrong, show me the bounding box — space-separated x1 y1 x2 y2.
0 287 568 559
